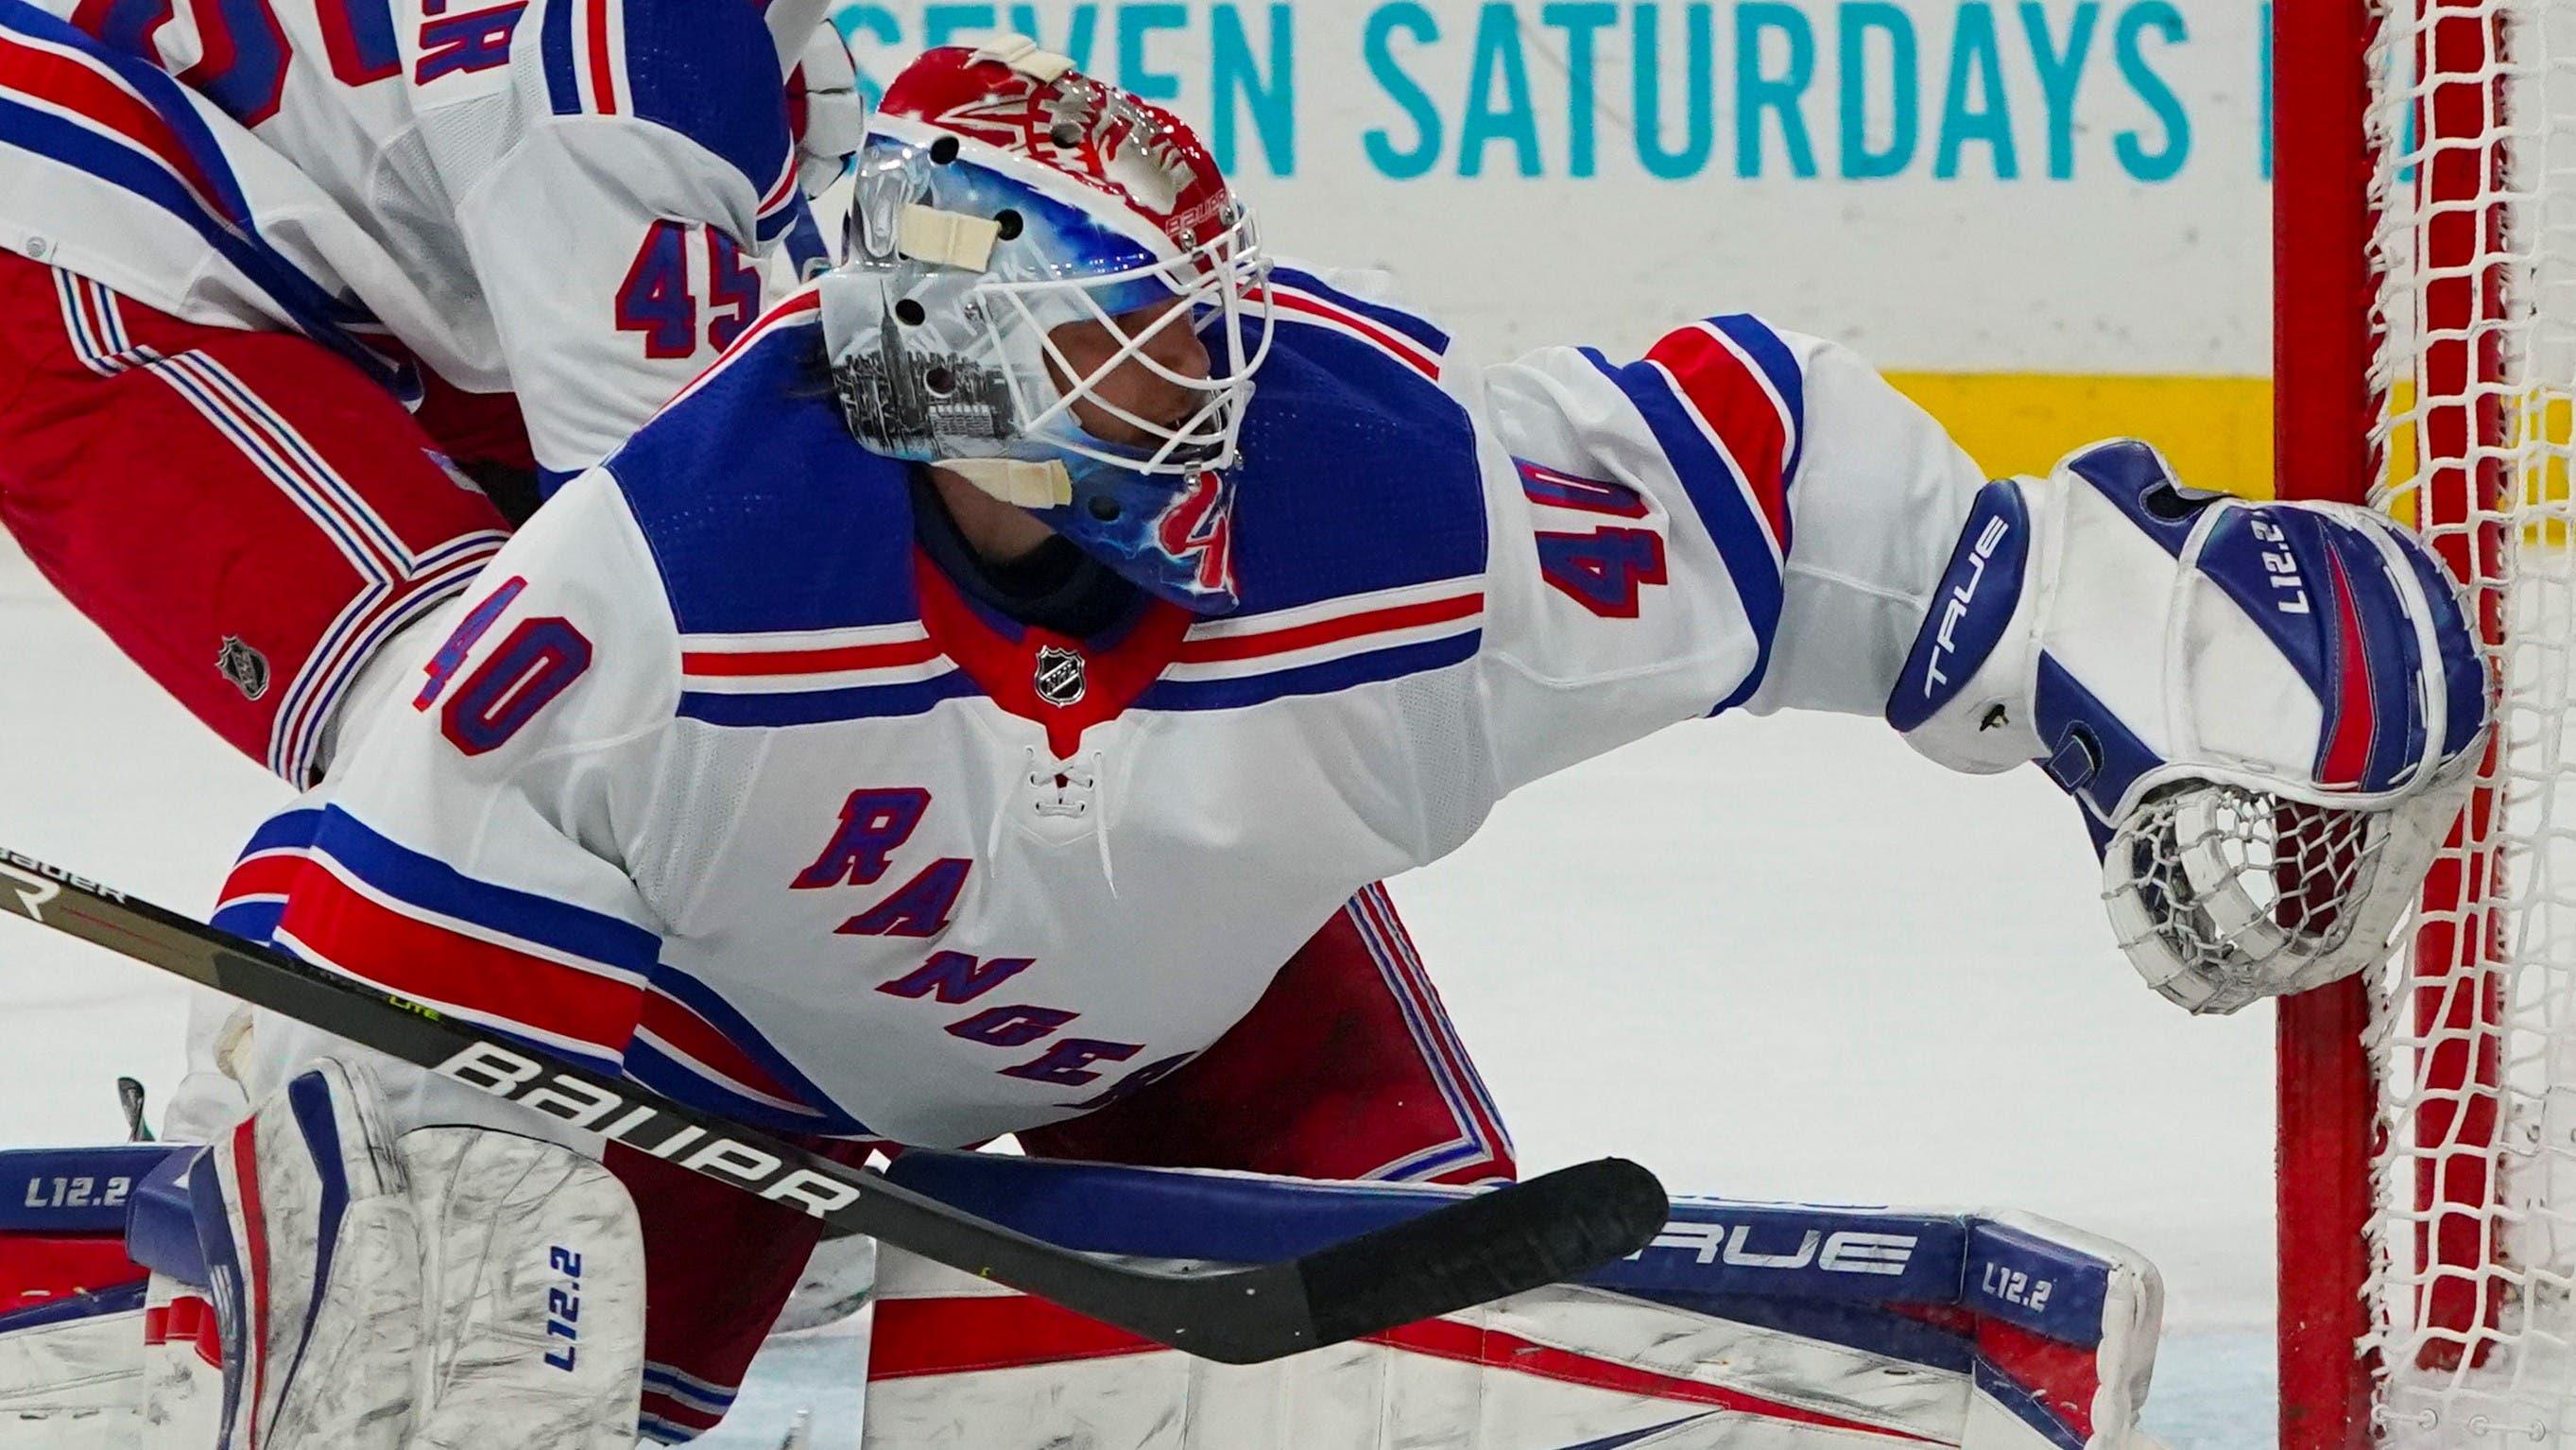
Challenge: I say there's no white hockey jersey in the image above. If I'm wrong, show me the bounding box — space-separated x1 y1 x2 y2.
214 268 1987 1149
0 0 813 475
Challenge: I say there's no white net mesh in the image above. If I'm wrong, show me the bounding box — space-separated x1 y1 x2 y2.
2365 0 2576 1438
2107 785 2391 1013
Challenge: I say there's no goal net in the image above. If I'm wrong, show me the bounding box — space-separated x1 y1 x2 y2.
2279 0 2576 1441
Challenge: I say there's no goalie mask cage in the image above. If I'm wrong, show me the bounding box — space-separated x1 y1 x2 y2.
2275 0 2576 1441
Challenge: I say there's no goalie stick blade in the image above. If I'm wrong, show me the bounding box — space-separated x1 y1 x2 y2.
1293 1157 1669 1354
0 845 1674 1367
1072 1158 1670 1367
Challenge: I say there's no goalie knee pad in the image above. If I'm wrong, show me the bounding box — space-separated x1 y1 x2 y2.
1887 439 2491 1013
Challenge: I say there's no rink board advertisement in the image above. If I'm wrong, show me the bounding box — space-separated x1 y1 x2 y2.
833 0 2274 490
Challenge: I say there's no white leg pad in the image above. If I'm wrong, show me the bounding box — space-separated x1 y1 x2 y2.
862 1157 2170 1450
194 1057 422 1450
0 1286 145 1448
400 1126 645 1450
139 1272 224 1450
188 1060 646 1450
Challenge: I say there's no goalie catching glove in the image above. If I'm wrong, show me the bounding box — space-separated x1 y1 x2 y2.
1888 440 2490 1013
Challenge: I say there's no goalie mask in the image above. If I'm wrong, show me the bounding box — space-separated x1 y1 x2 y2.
816 37 1273 613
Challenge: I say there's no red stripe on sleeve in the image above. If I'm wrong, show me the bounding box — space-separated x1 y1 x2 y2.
759 153 799 212
680 635 941 679
0 34 233 217
1175 593 1482 665
637 993 801 1107
219 852 305 906
275 865 642 1054
1261 289 1440 379
585 0 617 113
1643 325 1790 551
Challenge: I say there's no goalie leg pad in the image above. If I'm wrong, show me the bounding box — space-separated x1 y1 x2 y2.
0 1147 160 1450
187 1061 647 1450
193 1058 423 1450
140 1271 225 1450
860 1156 2165 1450
399 1127 645 1450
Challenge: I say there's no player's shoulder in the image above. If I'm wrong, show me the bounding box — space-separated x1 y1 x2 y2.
1258 262 1456 388
1224 263 1485 615
521 0 793 208
601 288 919 640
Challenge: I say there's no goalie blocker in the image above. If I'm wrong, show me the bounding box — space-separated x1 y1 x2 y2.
864 1154 2165 1450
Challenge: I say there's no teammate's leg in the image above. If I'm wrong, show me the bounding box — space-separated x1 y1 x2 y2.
0 253 513 786
1020 883 1516 1185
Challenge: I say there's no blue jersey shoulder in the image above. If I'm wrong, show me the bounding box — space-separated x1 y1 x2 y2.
606 281 1487 635
606 313 918 637
537 0 790 217
1224 282 1484 614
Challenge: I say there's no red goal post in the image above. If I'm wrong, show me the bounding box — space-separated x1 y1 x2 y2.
2275 0 2550 1441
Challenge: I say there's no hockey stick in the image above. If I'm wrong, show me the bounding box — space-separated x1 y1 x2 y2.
0 846 1669 1364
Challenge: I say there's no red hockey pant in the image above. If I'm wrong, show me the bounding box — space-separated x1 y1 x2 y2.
624 883 1517 1438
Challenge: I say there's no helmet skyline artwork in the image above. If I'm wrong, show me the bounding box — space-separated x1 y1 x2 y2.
820 35 1276 613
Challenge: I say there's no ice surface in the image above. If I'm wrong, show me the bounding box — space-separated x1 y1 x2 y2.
0 531 2277 1440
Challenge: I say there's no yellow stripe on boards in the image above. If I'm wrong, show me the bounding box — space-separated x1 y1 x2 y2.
1877 372 2574 540
1882 372 2275 499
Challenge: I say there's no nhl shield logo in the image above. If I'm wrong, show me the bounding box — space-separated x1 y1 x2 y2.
1032 646 1087 706
216 636 270 701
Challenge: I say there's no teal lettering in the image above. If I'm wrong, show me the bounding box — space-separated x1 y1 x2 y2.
1460 3 1541 176
1837 3 1916 179
1212 5 1295 175
1117 3 1187 103
2256 1 2270 179
1541 3 1616 176
1005 4 1097 71
2019 2 2099 179
1736 3 1818 178
833 5 902 107
1934 2 2018 179
921 3 994 48
1365 4 1444 179
2115 1 2190 181
1634 3 1715 180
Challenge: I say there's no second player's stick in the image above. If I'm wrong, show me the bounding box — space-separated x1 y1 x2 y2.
0 846 1670 1365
